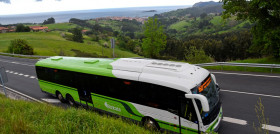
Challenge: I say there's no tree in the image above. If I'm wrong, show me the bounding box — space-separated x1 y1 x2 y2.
8 39 34 55
43 17 55 25
142 17 167 58
185 46 212 64
200 12 207 19
16 24 30 32
222 0 280 58
71 28 84 43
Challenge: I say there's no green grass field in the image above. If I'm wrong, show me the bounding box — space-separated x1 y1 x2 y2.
169 20 192 31
44 23 79 31
0 32 140 58
0 94 157 134
210 16 223 26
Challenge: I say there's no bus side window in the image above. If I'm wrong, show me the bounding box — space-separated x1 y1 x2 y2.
36 67 59 84
181 99 198 123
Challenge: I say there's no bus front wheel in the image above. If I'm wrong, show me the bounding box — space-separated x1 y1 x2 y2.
143 117 159 131
56 91 65 103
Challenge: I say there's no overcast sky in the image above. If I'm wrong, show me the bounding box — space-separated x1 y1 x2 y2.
0 0 219 15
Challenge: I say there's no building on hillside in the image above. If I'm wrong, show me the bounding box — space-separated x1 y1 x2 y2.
29 26 49 32
0 27 10 33
82 29 89 34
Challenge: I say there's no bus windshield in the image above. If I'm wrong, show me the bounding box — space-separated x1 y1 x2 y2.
191 74 220 125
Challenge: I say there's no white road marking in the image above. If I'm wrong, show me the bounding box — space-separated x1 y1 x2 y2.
262 124 280 133
5 69 36 79
221 89 280 99
41 98 61 103
0 85 43 103
0 59 34 67
222 117 247 125
212 71 280 78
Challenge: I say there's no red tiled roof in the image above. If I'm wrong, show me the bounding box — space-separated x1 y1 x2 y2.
29 26 42 29
30 26 48 30
0 27 9 30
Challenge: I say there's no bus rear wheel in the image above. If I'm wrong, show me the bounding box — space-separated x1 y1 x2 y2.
143 118 159 131
67 95 76 107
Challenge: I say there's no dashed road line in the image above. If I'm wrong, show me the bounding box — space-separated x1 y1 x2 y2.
222 117 247 125
221 89 280 99
262 124 280 133
5 70 37 79
212 71 280 78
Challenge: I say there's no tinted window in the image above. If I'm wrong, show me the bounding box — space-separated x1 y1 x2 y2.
36 66 74 87
181 99 198 123
137 82 185 112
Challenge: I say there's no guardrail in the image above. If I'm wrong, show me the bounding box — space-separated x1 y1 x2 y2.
195 62 280 73
0 52 50 59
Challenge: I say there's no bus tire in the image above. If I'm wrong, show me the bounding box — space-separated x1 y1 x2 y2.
66 94 76 107
56 91 65 103
142 117 160 131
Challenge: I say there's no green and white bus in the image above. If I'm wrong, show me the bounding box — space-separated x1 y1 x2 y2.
35 56 222 133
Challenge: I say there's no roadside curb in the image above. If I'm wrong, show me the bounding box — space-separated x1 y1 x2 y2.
0 85 43 103
0 52 50 59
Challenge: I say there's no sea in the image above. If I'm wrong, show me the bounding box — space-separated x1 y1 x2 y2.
0 6 190 25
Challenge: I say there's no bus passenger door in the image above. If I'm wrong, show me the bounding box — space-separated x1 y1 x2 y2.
179 99 199 133
75 74 93 106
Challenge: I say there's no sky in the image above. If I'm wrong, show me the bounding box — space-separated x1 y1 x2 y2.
0 0 219 15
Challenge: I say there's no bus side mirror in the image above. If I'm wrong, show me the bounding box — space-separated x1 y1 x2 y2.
185 94 210 112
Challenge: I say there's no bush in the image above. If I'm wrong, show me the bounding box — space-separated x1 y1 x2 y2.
16 24 30 32
70 28 83 43
8 39 34 55
185 46 212 64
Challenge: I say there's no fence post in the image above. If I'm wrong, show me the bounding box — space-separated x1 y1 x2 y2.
0 67 8 97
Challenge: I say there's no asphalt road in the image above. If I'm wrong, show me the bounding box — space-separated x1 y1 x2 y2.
0 55 279 134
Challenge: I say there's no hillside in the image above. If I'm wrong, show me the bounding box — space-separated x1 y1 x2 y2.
157 2 224 18
0 94 156 134
0 32 140 58
193 1 222 8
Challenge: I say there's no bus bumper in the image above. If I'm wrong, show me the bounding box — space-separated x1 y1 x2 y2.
213 107 223 132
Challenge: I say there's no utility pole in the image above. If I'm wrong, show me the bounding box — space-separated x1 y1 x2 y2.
110 38 115 58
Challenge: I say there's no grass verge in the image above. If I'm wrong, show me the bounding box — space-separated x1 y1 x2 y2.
0 94 157 134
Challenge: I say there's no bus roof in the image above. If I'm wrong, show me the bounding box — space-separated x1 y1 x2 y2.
36 56 210 93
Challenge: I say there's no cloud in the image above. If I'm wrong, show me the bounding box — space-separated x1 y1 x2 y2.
0 0 11 4
35 0 61 1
